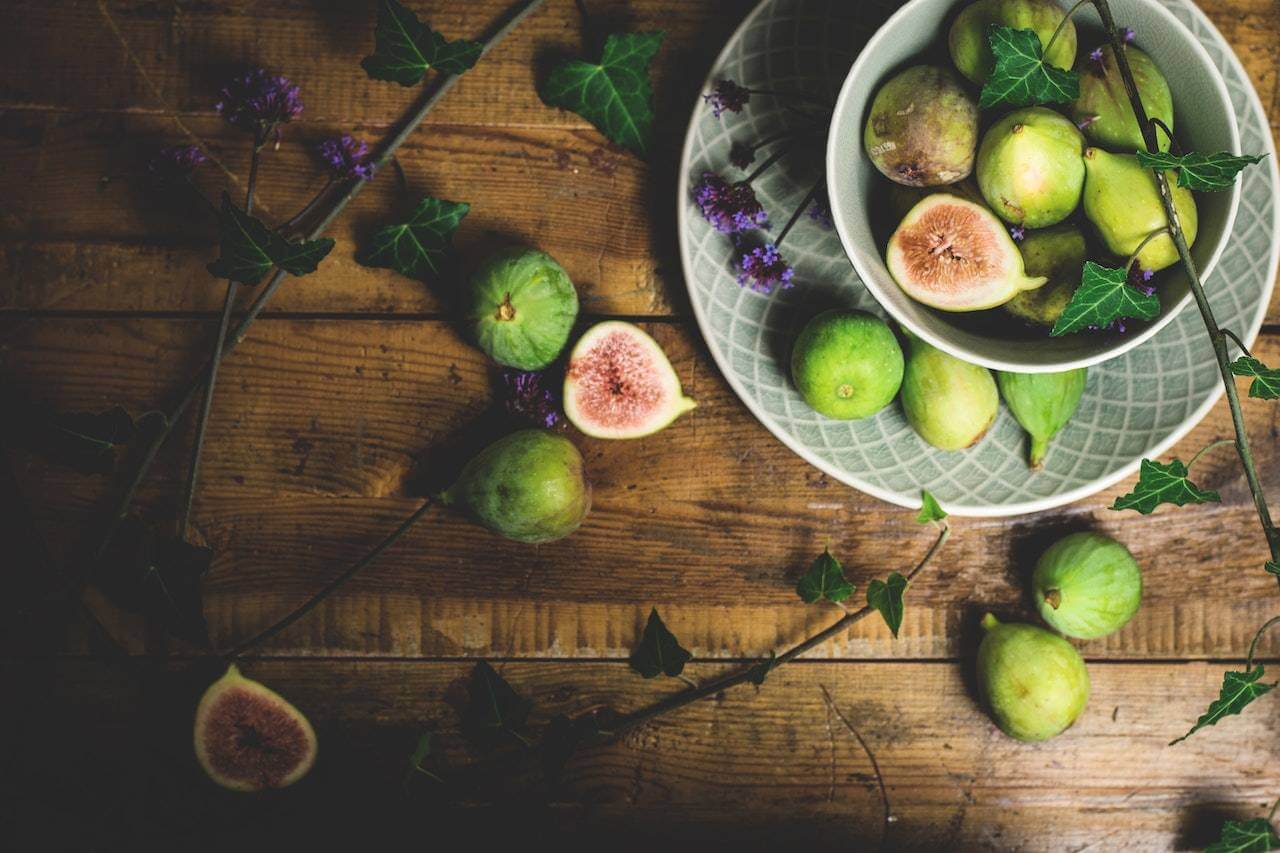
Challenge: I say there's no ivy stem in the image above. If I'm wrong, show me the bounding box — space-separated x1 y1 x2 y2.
1245 615 1280 670
223 498 435 660
1149 117 1179 154
1222 328 1253 358
1092 0 1280 580
277 178 334 236
1269 795 1279 823
1045 0 1091 58
1122 226 1168 274
1187 438 1236 471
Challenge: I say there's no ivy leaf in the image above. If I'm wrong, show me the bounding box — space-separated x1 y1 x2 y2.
461 661 533 749
795 549 854 604
1135 150 1268 192
979 26 1080 109
361 0 483 85
1050 262 1161 337
95 517 212 646
1 398 164 476
866 572 909 638
1266 561 1280 578
1111 458 1221 515
916 489 948 525
1170 666 1275 745
539 31 664 158
745 651 778 686
206 192 335 285
629 608 692 679
1205 818 1280 853
1230 356 1280 400
355 196 470 282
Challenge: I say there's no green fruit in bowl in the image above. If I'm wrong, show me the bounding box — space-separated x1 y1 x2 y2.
886 195 1046 312
900 336 999 450
977 614 1090 742
949 0 1077 85
976 107 1086 228
1004 224 1088 328
1070 45 1173 153
1032 532 1143 639
790 310 904 420
464 248 579 371
864 65 979 187
1082 148 1197 272
996 368 1087 468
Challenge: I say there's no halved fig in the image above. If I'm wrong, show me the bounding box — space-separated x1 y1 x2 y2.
194 664 317 792
885 194 1046 312
563 321 696 439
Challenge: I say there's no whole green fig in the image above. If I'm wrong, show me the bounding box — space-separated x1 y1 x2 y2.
949 0 1077 85
864 65 979 187
976 107 1085 228
464 248 579 371
1004 224 1088 328
977 614 1090 742
791 309 904 420
1070 45 1173 152
441 430 591 544
900 337 999 450
1082 148 1197 272
996 368 1087 468
1032 532 1143 640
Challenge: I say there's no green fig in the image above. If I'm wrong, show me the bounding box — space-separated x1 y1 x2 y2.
977 614 1090 742
791 310 904 420
996 368 1087 468
864 65 979 187
441 430 591 544
1070 45 1173 152
949 0 1077 85
976 107 1085 228
1082 148 1197 272
464 248 579 371
1032 532 1143 640
900 337 999 450
1004 224 1088 327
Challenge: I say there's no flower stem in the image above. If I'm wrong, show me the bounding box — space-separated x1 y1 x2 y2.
774 178 826 249
277 178 334 235
742 141 795 184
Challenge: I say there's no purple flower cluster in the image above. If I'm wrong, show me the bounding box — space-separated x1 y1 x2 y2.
1088 46 1106 71
694 172 768 233
703 79 750 118
1121 27 1136 44
147 145 207 184
1009 224 1026 242
503 371 559 428
808 191 833 230
216 69 303 134
1128 264 1156 296
737 243 795 294
317 134 376 182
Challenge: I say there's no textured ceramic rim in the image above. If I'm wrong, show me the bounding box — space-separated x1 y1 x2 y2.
826 0 1242 373
676 0 1280 517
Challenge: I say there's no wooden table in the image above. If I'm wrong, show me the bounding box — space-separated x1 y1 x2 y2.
2 1 1279 848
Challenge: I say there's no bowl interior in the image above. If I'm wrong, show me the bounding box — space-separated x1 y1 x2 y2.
827 0 1240 372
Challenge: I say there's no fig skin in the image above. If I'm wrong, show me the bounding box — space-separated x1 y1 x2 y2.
1082 148 1197 272
790 309 904 420
976 107 1085 228
1070 45 1173 153
900 336 999 451
464 248 579 371
442 430 591 543
977 614 1091 742
996 367 1087 468
1032 532 1143 639
864 65 979 187
949 0 1077 86
1004 224 1088 327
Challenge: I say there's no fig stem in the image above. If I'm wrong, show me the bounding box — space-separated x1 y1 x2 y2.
1029 435 1049 469
1044 0 1091 59
1044 589 1062 610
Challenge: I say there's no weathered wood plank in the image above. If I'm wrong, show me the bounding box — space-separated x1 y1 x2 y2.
6 658 1278 849
3 317 1279 659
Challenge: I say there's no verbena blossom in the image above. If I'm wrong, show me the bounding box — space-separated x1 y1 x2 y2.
1128 264 1156 296
317 134 376 181
737 243 794 294
1089 47 1106 71
703 79 750 118
1121 27 1136 44
693 172 768 233
1009 224 1026 242
216 69 303 134
503 371 559 428
147 145 207 185
1076 114 1098 131
808 191 833 229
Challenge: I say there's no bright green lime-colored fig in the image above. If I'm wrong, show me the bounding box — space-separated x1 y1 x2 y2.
1032 532 1143 639
900 336 999 450
887 195 1046 312
949 0 1077 85
441 430 591 543
464 248 579 371
1082 148 1197 272
1070 45 1173 153
864 65 979 187
790 310 904 420
977 614 1091 742
976 107 1086 228
996 368 1087 468
1004 224 1088 327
